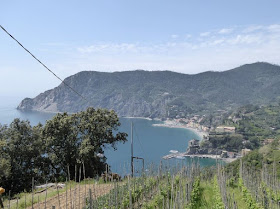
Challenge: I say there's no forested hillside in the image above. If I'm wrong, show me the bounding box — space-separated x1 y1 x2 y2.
18 62 280 118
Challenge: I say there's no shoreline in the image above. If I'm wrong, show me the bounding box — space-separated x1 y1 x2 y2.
162 152 238 163
122 116 153 121
152 120 208 140
122 116 162 121
15 110 207 140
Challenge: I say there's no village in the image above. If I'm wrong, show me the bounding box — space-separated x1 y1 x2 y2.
162 114 276 163
163 138 252 163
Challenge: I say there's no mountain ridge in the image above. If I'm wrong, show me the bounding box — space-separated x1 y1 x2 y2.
18 62 280 118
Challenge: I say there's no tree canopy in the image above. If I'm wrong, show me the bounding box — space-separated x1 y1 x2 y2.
0 107 127 194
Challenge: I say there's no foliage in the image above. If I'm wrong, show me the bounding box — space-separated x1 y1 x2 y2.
0 108 127 194
189 177 202 209
4 161 280 209
202 104 280 153
18 62 280 118
230 105 280 147
0 120 46 193
142 174 181 209
206 134 244 152
238 178 262 209
226 139 280 178
212 176 224 209
89 176 158 209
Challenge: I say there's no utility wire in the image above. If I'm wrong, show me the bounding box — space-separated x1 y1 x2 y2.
0 25 90 104
133 125 148 160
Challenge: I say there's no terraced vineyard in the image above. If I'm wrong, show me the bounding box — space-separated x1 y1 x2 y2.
85 162 280 209
3 160 280 209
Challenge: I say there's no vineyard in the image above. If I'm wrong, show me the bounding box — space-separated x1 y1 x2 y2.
1 159 280 209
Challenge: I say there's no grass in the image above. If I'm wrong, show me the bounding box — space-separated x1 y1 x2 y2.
199 180 247 209
227 185 247 209
200 181 216 208
3 179 98 209
3 162 279 209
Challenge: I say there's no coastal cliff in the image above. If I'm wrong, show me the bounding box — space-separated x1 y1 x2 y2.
18 62 280 117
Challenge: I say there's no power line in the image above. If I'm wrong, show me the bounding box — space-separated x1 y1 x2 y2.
133 125 148 160
0 25 90 104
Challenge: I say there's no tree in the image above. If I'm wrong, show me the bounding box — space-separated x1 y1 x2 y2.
75 108 127 177
0 124 11 188
0 108 127 194
43 112 80 180
43 108 127 180
3 119 45 193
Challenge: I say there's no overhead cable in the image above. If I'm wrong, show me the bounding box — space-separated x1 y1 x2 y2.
0 25 90 104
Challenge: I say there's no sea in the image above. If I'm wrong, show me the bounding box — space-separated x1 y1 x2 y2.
0 96 217 175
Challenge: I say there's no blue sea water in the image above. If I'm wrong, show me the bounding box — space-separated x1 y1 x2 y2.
0 96 217 175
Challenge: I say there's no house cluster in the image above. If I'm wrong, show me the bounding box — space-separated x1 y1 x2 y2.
220 149 252 158
186 139 252 159
215 126 236 133
263 138 274 145
177 116 210 132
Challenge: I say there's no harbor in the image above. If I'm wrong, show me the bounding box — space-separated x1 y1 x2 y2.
162 151 238 163
162 152 221 160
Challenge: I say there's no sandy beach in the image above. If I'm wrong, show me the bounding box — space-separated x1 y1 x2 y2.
156 119 239 163
123 116 152 120
152 120 208 140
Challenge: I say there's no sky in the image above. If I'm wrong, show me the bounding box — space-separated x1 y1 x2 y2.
1 0 280 99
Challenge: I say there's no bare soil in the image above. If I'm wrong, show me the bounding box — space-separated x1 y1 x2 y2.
28 183 113 209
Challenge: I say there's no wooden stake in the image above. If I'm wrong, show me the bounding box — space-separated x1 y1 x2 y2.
79 166 81 209
31 177 34 209
89 189 93 209
16 195 19 209
65 178 68 209
83 162 86 208
44 181 47 209
25 193 27 209
75 165 77 182
55 179 61 209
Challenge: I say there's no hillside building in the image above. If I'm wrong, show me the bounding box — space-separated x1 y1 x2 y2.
263 138 274 145
186 139 200 154
188 139 199 147
241 148 251 157
215 126 236 133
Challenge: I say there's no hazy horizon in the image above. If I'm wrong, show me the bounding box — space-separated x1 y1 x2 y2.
0 61 278 100
1 0 280 98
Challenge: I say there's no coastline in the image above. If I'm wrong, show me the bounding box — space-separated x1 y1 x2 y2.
152 120 208 140
156 119 239 164
153 119 238 162
162 152 238 163
123 116 153 121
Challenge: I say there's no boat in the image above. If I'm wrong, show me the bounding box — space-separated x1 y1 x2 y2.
175 156 185 159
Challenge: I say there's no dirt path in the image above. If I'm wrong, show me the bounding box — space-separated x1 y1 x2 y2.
28 183 113 209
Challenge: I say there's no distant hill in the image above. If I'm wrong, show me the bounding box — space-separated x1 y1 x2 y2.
18 62 280 118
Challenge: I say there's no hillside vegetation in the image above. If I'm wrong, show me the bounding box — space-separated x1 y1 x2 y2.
2 105 280 208
2 159 280 209
18 62 280 118
226 138 280 179
200 104 280 153
0 108 127 195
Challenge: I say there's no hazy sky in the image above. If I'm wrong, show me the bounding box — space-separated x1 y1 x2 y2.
1 0 280 99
